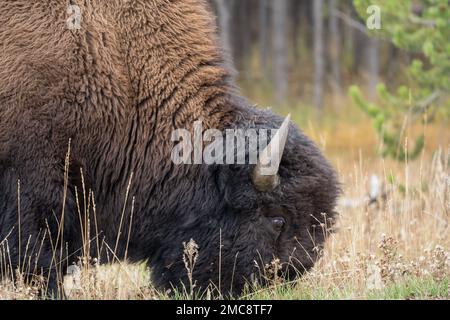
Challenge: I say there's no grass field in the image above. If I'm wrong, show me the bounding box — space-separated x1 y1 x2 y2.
0 102 449 300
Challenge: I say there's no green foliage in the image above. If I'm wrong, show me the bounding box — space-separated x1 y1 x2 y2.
351 0 450 161
350 85 425 160
367 276 450 300
239 276 449 300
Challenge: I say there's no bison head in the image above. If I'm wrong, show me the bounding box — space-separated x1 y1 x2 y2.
151 108 340 297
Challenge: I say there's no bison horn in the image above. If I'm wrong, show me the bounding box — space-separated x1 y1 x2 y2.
252 114 291 192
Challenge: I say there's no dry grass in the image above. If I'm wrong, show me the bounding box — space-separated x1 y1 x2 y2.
255 146 450 300
244 114 450 300
0 111 449 300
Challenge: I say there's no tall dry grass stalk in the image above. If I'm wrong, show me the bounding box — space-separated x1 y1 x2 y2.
0 141 151 300
182 239 199 299
270 146 449 299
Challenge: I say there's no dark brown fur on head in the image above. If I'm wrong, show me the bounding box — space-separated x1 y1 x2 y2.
0 0 339 297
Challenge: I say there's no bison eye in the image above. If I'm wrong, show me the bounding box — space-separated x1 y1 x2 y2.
271 217 285 232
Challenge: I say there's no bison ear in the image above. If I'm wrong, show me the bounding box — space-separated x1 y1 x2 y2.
213 165 258 210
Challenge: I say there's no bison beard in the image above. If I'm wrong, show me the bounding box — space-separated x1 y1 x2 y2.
0 0 340 297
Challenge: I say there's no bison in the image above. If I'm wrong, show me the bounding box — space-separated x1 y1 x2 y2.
0 0 339 297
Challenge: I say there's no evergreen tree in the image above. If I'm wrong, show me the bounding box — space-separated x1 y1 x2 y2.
350 0 450 160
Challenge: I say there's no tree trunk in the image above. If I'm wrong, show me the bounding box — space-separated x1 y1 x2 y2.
313 0 325 109
328 0 342 98
272 0 289 104
214 0 233 62
259 0 270 79
236 0 251 75
367 36 379 101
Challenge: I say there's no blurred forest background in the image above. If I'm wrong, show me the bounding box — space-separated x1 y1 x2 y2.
210 0 386 107
208 0 450 162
